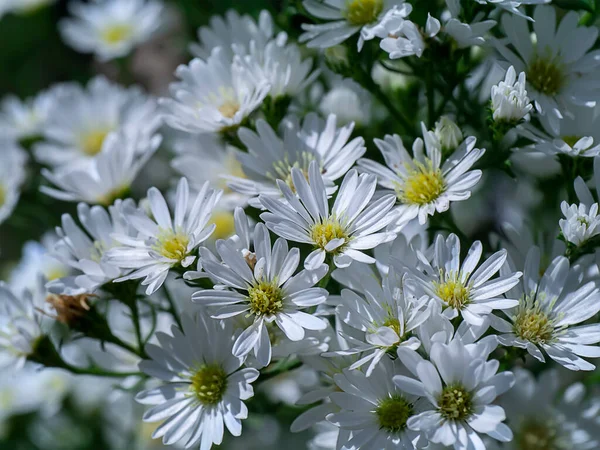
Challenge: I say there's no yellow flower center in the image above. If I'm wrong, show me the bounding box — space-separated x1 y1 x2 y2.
248 281 284 316
516 419 560 450
269 152 316 192
97 184 130 206
310 217 348 252
209 211 236 241
434 273 470 310
345 0 384 26
527 56 565 96
375 395 412 432
382 317 401 336
190 364 228 405
0 184 5 207
154 229 190 262
439 385 473 421
80 129 110 156
513 299 554 344
561 135 581 148
397 160 446 206
218 100 241 119
101 24 134 44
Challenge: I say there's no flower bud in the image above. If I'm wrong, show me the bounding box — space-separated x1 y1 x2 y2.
434 116 463 153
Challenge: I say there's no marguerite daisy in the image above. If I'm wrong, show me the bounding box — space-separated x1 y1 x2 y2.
260 161 398 270
136 313 259 450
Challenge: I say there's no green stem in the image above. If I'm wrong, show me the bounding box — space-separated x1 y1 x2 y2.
163 284 183 330
129 299 147 359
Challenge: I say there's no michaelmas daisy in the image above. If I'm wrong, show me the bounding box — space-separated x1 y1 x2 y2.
260 161 397 270
358 127 484 226
59 0 165 61
106 178 221 295
136 313 259 450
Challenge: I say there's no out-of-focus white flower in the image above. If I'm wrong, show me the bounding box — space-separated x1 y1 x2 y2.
319 79 373 126
491 66 532 123
559 202 600 246
160 48 270 134
300 0 410 50
260 161 397 270
0 92 52 141
0 140 27 226
35 76 161 170
59 0 165 61
495 6 600 133
478 0 549 20
434 115 463 152
226 114 365 207
41 129 160 205
105 178 221 295
2 0 56 16
443 0 496 48
136 313 259 450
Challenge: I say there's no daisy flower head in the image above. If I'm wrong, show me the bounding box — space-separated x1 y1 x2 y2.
0 140 27 226
495 6 600 133
41 128 161 206
300 0 410 50
46 199 137 296
326 358 422 450
0 92 52 142
227 114 366 207
260 160 398 270
0 282 45 370
105 178 222 295
325 270 431 376
491 247 600 371
136 313 259 450
357 125 485 226
160 48 270 135
491 66 532 124
34 76 161 170
379 11 440 60
192 220 329 367
559 201 600 247
59 0 165 62
394 336 515 449
403 233 522 326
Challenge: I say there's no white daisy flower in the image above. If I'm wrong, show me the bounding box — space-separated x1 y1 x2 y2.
318 78 373 127
325 270 431 376
41 129 160 205
300 0 409 50
521 106 600 158
59 0 165 62
559 201 600 247
226 114 366 207
0 92 52 141
171 133 249 210
491 247 600 371
494 6 600 133
105 178 221 295
394 337 515 449
190 9 274 60
0 140 27 226
327 358 422 449
160 48 270 135
491 65 532 123
380 11 440 59
34 76 161 170
496 368 600 450
46 199 137 295
357 126 485 226
260 161 398 270
443 0 496 49
0 282 45 370
403 233 522 326
192 220 329 367
136 313 259 450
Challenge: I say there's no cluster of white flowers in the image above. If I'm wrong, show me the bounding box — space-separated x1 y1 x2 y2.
3 0 600 449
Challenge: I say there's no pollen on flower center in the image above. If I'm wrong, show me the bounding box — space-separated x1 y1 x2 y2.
310 217 348 252
101 23 133 44
270 152 316 191
248 281 284 315
154 229 190 262
527 56 565 96
397 160 446 206
375 395 412 432
513 300 554 344
439 384 473 421
80 129 110 156
434 273 470 310
344 0 384 26
190 364 228 405
218 100 240 119
382 317 401 336
515 419 560 450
